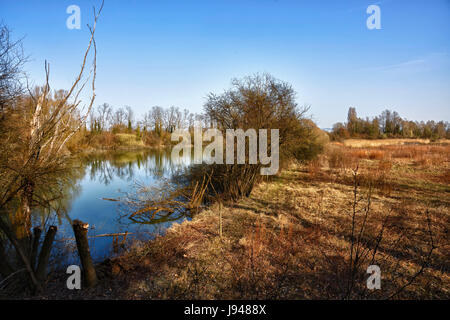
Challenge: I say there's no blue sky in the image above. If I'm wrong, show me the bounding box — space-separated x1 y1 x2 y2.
1 0 449 127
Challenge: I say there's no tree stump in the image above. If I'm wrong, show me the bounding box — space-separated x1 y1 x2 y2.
35 226 57 283
72 220 98 287
30 226 42 270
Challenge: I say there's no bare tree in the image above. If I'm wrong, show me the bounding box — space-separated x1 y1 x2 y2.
151 106 164 134
125 105 134 131
112 107 126 130
97 102 112 132
0 22 27 120
0 2 103 293
142 110 152 131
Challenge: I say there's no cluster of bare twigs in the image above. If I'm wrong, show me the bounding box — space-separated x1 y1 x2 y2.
119 171 212 225
0 2 104 294
320 166 436 299
0 22 27 116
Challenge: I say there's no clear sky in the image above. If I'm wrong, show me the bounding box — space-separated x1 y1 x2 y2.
1 0 449 127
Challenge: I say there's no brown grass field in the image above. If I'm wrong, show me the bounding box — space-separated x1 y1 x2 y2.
342 138 449 148
35 140 449 299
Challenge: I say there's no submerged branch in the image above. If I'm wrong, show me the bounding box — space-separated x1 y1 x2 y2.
119 171 212 225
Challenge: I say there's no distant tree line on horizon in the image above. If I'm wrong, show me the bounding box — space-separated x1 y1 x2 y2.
331 107 450 141
87 103 207 135
81 103 220 149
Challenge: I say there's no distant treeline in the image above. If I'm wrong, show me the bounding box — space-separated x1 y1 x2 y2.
87 104 206 134
330 108 450 140
74 104 209 150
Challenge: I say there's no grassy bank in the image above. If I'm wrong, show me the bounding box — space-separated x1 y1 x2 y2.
27 142 449 300
68 132 173 153
341 138 450 148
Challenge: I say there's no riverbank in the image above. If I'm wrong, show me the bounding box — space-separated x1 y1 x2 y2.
18 141 448 300
71 132 173 154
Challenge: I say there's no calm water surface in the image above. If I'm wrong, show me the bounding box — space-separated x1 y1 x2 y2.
48 149 192 263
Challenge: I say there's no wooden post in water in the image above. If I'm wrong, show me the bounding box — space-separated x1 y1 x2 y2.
112 235 118 253
72 220 98 287
30 226 42 270
35 226 57 282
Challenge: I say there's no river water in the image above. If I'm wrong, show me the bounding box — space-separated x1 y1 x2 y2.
40 149 192 264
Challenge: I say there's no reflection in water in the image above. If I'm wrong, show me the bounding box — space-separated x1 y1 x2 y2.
31 161 85 229
83 149 190 184
39 148 192 262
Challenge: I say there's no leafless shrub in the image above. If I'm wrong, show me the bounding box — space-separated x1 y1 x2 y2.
320 167 436 299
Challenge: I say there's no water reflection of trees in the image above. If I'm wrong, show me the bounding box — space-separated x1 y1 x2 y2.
84 149 191 184
31 160 86 229
32 150 193 230
28 149 190 227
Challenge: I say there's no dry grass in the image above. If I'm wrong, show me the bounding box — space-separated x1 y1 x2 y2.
29 142 450 300
104 143 449 299
342 138 450 148
116 133 146 148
